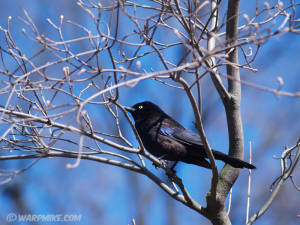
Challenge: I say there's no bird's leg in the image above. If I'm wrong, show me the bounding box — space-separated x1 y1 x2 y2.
152 156 178 181
170 161 178 173
166 163 178 181
164 159 178 180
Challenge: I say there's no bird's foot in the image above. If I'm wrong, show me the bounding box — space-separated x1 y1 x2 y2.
152 158 168 169
152 154 169 169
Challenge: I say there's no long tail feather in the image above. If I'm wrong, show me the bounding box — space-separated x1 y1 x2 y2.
213 150 256 169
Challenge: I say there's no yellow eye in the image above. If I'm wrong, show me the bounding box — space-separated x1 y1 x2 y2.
138 105 143 110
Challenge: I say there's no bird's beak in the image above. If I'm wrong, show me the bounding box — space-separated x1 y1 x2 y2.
124 106 136 113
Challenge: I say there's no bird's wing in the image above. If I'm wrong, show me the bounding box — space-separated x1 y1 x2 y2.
159 124 207 158
159 125 203 147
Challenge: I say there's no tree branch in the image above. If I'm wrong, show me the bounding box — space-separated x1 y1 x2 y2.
247 140 300 224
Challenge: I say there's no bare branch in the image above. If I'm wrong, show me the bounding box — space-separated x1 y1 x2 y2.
247 140 300 225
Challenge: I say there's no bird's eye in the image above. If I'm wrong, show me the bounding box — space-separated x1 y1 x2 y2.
138 105 143 110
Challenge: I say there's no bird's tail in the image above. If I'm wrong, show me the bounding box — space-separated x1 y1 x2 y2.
212 150 256 169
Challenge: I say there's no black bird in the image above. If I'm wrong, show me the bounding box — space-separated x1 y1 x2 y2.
125 101 255 170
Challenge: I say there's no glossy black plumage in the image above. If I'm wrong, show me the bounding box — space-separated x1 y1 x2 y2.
125 101 255 170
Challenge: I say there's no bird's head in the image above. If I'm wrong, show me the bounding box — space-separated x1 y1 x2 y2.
125 101 163 122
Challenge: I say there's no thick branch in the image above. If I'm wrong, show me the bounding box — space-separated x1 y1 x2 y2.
217 0 243 202
206 1 244 224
